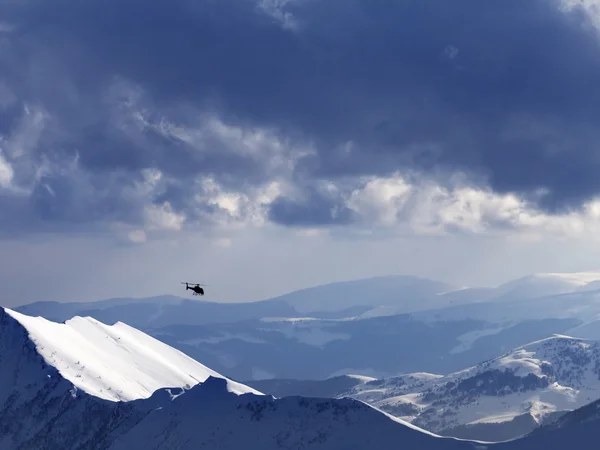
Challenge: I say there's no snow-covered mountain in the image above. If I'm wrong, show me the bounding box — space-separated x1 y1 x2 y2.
0 306 260 449
0 306 487 450
492 394 600 450
247 335 600 442
365 335 600 436
1 307 257 401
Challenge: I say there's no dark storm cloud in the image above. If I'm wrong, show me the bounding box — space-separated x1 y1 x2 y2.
0 0 599 232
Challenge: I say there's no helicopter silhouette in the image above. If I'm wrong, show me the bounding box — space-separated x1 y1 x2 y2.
181 282 208 296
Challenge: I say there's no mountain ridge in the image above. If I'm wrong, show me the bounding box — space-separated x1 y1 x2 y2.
108 374 481 450
0 307 485 450
0 307 260 401
245 334 600 441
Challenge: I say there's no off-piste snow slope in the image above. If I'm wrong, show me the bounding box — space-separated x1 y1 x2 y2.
1 307 257 401
0 306 258 449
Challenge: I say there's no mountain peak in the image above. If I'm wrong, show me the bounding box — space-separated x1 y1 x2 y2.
0 307 260 401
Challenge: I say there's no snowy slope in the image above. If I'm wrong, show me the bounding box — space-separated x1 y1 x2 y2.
109 376 482 450
0 307 262 449
492 395 600 450
0 306 150 449
353 335 600 440
2 307 259 401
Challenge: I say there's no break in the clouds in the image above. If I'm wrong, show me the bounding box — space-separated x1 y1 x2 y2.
1 0 600 240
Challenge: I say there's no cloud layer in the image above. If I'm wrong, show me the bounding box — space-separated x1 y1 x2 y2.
1 0 600 240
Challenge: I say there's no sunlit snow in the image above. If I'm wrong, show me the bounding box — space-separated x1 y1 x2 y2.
4 308 261 401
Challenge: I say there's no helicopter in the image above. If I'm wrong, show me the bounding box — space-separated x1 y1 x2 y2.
181 282 208 296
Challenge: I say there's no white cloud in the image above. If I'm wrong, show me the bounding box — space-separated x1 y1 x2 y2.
341 173 600 238
127 229 147 243
0 103 50 194
257 0 299 30
1 76 596 248
147 112 314 179
347 175 412 227
100 98 600 242
560 0 600 35
194 176 286 229
144 202 185 231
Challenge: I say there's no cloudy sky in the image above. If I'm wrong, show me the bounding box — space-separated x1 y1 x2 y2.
2 0 600 306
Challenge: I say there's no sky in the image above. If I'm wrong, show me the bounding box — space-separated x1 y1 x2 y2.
3 0 600 306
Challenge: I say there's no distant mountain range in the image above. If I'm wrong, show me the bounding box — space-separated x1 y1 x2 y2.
17 271 600 326
18 272 600 381
148 315 579 380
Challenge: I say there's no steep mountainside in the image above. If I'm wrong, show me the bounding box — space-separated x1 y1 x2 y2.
0 306 259 449
0 307 152 449
1 308 257 401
